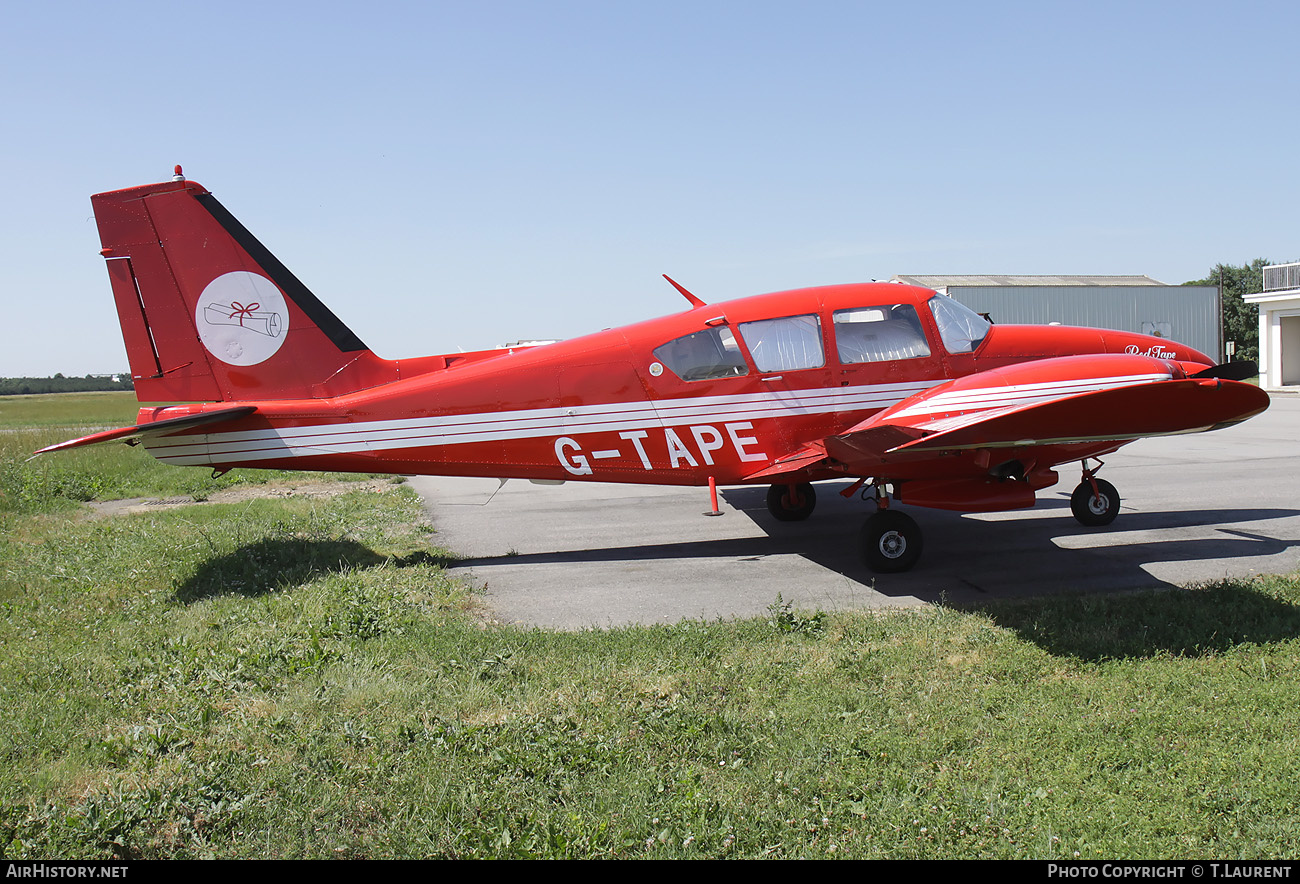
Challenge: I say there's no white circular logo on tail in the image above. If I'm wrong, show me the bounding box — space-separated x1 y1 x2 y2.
195 272 289 365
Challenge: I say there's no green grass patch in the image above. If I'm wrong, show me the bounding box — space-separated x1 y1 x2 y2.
0 392 376 515
0 391 144 430
4 484 1300 858
4 393 1300 858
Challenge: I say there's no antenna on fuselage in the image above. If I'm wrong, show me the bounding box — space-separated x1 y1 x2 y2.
663 274 706 308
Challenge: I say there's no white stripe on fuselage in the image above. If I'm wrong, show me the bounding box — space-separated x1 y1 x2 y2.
886 372 1169 421
143 371 1171 467
143 380 940 465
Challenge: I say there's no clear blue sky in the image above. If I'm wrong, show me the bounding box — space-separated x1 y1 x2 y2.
2 0 1295 376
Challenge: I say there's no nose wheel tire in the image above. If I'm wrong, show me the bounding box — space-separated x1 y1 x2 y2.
860 510 923 573
767 482 817 521
1070 479 1120 526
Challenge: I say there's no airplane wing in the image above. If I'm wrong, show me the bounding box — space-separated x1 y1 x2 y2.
741 441 829 481
882 376 1266 454
32 406 258 456
747 354 1268 481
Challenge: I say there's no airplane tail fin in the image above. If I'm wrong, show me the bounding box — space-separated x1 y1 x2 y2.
93 170 396 402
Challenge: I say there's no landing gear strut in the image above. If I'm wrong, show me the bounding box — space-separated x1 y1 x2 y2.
1070 459 1120 527
858 484 923 573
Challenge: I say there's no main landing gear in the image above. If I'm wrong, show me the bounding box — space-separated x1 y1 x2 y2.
766 482 817 521
766 462 1121 575
765 480 922 573
1070 460 1120 527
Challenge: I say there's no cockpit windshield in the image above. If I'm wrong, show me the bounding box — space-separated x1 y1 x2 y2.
927 295 990 354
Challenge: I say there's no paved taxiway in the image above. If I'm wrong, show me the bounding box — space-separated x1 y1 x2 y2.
408 394 1300 629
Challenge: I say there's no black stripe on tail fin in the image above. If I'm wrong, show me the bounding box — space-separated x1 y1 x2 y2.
192 193 368 354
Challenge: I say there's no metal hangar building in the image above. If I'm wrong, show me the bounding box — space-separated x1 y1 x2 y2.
892 274 1221 363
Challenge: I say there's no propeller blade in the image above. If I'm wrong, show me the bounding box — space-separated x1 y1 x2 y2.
1191 361 1258 382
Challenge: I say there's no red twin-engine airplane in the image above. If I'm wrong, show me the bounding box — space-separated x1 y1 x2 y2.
40 169 1270 572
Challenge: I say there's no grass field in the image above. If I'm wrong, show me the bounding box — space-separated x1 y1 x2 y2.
2 393 1300 859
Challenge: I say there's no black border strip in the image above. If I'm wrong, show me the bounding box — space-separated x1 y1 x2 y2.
194 192 369 353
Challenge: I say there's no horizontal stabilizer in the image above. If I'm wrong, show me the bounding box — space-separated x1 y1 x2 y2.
33 406 257 456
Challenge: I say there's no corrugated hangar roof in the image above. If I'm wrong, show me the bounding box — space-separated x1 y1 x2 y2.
893 274 1167 287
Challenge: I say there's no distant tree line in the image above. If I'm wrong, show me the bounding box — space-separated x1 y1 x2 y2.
0 374 134 395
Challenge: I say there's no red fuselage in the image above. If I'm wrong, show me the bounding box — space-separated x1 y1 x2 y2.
136 282 1214 491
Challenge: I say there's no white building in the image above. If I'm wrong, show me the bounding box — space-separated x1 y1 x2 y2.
1245 263 1300 390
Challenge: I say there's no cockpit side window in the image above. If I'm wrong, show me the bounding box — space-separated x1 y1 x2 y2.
928 295 991 354
833 304 931 363
652 327 749 381
736 314 825 372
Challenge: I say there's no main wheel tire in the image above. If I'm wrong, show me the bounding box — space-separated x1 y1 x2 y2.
766 482 817 521
1070 479 1120 527
860 510 923 573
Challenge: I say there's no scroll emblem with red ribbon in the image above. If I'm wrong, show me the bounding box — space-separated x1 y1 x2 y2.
195 270 291 367
203 301 283 337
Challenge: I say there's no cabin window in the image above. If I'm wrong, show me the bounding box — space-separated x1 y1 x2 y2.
928 295 990 354
653 327 749 381
832 304 931 363
736 314 825 372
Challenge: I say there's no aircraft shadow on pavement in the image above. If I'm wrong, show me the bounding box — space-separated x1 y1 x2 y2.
451 482 1300 604
733 483 1300 592
722 484 1300 600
